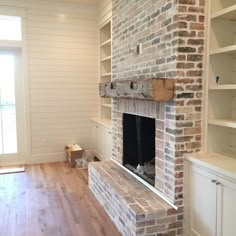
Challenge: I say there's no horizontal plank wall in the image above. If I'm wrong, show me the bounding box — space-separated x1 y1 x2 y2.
0 0 99 163
97 0 112 27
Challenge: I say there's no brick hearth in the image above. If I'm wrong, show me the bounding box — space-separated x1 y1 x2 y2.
89 161 183 236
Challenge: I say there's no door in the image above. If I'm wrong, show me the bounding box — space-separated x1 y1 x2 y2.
188 165 217 236
217 177 236 236
0 52 26 165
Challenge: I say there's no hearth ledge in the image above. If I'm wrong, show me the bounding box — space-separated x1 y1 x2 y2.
89 160 183 236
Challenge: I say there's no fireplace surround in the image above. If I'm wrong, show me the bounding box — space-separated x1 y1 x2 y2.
89 0 206 234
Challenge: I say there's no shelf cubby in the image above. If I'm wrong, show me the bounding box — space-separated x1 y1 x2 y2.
210 17 236 50
208 90 236 120
100 44 111 60
100 22 111 45
211 1 236 14
208 125 236 159
209 53 236 87
212 4 236 20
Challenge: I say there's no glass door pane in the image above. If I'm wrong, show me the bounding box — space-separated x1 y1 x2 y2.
0 55 17 154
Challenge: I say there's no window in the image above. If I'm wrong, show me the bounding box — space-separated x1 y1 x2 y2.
0 15 21 41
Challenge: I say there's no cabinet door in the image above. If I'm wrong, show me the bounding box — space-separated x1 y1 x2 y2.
104 128 112 160
217 177 236 236
95 124 104 160
188 165 217 236
91 121 97 152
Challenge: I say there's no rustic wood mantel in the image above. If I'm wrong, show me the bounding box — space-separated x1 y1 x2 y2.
99 78 174 102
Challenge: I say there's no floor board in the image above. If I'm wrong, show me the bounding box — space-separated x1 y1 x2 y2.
0 162 121 236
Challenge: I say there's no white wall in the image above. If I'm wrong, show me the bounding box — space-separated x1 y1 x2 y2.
0 0 99 163
97 0 112 27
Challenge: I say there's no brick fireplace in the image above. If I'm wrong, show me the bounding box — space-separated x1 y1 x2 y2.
89 0 205 235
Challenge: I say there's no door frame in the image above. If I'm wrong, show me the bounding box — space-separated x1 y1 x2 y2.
0 7 30 166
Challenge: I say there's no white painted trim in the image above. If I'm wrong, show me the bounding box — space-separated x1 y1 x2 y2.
112 159 178 210
0 8 30 166
0 41 23 49
0 6 26 17
202 0 211 152
21 11 31 165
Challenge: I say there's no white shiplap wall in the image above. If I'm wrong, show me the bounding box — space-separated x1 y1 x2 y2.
97 0 112 28
0 0 99 163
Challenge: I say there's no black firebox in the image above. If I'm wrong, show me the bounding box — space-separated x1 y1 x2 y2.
123 113 155 186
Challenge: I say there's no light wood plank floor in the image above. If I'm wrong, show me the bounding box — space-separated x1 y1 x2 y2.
0 162 121 236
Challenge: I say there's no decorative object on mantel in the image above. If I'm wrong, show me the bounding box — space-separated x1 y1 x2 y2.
99 78 174 102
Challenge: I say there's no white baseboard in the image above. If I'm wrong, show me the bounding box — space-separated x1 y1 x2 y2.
29 152 66 164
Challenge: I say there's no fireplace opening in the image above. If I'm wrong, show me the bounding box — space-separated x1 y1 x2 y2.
123 113 155 186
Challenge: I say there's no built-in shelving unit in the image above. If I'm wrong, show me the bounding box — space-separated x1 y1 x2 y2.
100 20 112 121
206 0 236 159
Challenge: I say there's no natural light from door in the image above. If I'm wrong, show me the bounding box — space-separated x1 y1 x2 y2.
0 15 21 40
0 55 17 154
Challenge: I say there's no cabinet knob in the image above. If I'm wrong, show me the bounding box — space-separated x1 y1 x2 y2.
216 181 221 186
211 179 216 183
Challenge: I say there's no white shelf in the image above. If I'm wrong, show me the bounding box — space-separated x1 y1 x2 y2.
211 4 236 20
209 118 236 129
100 39 111 47
210 45 236 55
209 84 236 90
101 56 111 63
102 103 112 108
101 72 111 77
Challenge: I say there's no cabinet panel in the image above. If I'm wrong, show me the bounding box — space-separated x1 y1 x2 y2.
188 165 217 236
92 121 112 161
95 124 104 160
104 128 112 160
217 177 236 236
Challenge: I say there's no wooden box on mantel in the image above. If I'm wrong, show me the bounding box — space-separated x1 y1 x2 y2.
99 78 174 102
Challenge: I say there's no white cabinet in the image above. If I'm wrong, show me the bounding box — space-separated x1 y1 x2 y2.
95 124 104 159
103 127 112 160
185 156 236 236
187 165 217 236
91 118 112 161
217 176 236 236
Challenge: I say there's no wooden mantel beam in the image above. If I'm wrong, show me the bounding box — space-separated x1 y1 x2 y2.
99 78 174 102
